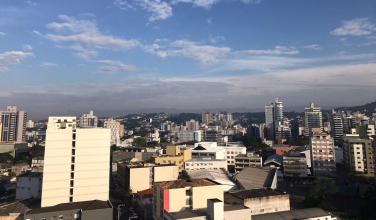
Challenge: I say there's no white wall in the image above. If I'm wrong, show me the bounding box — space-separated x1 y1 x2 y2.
16 175 42 200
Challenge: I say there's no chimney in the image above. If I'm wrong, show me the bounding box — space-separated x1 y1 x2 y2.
207 199 223 220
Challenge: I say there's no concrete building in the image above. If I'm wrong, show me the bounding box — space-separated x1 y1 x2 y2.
343 131 375 177
331 112 343 142
191 145 226 161
117 160 178 193
152 145 192 173
136 188 154 219
304 102 323 135
79 110 98 128
0 106 27 143
224 189 290 215
41 116 110 207
16 172 42 201
153 179 224 220
175 131 201 143
185 159 227 171
119 124 125 137
25 200 113 220
112 147 156 163
0 202 29 220
147 129 160 143
252 208 337 220
11 163 30 176
234 152 262 173
283 150 308 178
265 98 283 140
103 118 120 146
201 112 213 125
0 142 28 157
202 129 223 145
187 169 238 192
26 120 34 128
163 199 251 220
272 145 298 156
185 120 199 131
310 129 336 176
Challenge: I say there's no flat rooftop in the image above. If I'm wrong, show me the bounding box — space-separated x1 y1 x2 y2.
155 178 219 189
166 204 247 219
26 200 111 215
0 202 29 215
224 189 284 204
251 208 332 220
17 172 42 178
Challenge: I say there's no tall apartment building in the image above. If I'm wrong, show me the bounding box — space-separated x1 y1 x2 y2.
26 120 34 128
331 112 343 142
304 102 323 135
310 129 336 176
283 150 307 178
41 116 110 207
0 106 27 143
185 120 199 131
202 112 213 125
343 128 375 177
103 118 120 146
79 110 98 128
153 179 223 220
265 98 283 140
174 131 201 143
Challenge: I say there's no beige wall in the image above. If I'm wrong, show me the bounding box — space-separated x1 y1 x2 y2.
167 188 188 212
154 166 178 183
166 145 180 156
243 194 290 215
182 148 192 161
191 185 223 210
154 156 184 173
130 167 151 192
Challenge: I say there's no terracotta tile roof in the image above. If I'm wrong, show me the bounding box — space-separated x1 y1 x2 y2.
155 178 218 190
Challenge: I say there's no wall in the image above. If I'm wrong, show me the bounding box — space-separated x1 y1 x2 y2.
130 167 151 192
243 194 290 215
16 176 42 200
191 185 224 210
24 209 81 220
185 160 227 171
154 166 178 183
81 207 113 220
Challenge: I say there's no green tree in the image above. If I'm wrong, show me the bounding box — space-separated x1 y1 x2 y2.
160 137 169 143
0 153 13 164
361 183 376 219
305 177 339 207
30 145 45 157
8 172 16 178
179 170 190 180
133 137 146 147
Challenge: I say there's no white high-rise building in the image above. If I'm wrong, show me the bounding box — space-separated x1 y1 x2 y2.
0 106 27 143
79 110 98 128
26 120 34 128
41 116 110 207
305 102 323 135
185 120 199 131
264 98 284 140
331 112 343 142
104 118 120 146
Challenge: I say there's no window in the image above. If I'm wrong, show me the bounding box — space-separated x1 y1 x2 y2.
41 218 47 220
70 197 73 202
58 215 64 220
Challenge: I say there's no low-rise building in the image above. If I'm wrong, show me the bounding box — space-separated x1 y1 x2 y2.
0 142 28 157
16 172 42 201
224 189 290 215
11 163 30 176
136 188 153 219
24 200 113 220
185 159 227 171
283 150 308 178
252 208 337 220
234 152 262 173
272 145 298 156
153 179 224 220
187 169 238 192
235 167 277 190
152 145 191 173
0 202 29 220
117 160 178 193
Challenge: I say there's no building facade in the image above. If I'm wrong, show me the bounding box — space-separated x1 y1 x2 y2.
0 106 27 143
304 102 323 135
103 118 120 146
234 152 263 173
79 110 98 128
16 172 42 201
283 150 307 178
41 116 110 207
310 130 336 176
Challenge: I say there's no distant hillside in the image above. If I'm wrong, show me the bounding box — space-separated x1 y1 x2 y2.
334 101 376 113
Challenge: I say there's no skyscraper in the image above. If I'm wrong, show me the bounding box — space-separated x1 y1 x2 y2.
264 98 284 140
304 102 323 135
331 112 344 142
0 106 27 143
79 110 98 128
41 117 110 207
103 118 120 146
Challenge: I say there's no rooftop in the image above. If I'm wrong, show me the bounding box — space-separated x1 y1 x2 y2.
224 189 283 204
165 204 248 219
235 167 276 190
0 202 29 216
17 172 42 178
138 188 153 197
251 208 333 220
26 200 111 215
187 169 238 191
155 178 219 189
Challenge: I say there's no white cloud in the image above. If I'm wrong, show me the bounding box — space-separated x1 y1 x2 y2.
137 0 173 21
70 45 99 61
40 62 58 67
97 60 136 74
0 32 5 36
114 0 137 10
43 15 140 50
207 17 212 25
32 30 42 36
209 35 225 43
330 18 376 36
171 0 219 9
150 39 231 66
366 36 376 40
240 46 299 55
302 44 323 50
0 51 34 72
22 44 33 51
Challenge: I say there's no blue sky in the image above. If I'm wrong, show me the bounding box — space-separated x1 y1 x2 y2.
0 0 376 119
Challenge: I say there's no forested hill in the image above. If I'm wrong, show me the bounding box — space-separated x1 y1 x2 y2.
334 101 376 113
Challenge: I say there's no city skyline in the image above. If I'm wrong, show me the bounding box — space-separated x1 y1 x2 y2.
0 0 376 119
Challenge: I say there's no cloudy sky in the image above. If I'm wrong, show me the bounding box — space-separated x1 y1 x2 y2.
0 0 376 119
